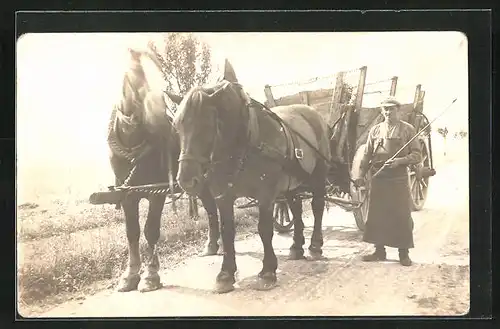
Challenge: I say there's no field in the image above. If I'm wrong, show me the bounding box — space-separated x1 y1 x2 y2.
16 161 258 315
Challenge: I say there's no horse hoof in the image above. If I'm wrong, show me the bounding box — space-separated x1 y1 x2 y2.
254 275 277 291
308 250 325 261
214 281 235 294
116 274 140 292
200 245 219 257
288 249 306 260
139 274 162 293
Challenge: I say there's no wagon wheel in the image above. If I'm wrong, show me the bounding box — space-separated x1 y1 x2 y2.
350 169 371 231
408 141 430 211
273 200 294 233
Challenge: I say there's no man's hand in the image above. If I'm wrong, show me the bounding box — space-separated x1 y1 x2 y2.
353 178 366 187
384 157 406 168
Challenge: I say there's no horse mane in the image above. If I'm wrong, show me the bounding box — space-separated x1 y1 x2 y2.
118 48 173 137
174 86 205 127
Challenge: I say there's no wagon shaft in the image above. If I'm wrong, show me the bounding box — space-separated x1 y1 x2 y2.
325 196 363 211
89 190 126 205
88 182 184 205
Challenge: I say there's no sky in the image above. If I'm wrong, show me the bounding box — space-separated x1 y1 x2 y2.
16 31 468 201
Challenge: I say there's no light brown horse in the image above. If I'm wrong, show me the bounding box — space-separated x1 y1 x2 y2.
167 60 331 293
108 48 220 293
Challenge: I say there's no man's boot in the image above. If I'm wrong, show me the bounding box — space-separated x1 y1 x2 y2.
398 248 412 266
362 245 386 262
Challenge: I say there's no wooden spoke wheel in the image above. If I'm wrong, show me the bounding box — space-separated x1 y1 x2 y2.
273 201 294 233
408 141 431 211
350 170 371 231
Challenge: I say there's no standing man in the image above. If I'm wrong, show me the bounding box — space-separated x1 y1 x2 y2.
353 96 422 266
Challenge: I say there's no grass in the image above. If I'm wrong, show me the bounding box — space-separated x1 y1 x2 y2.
17 201 124 242
17 196 259 313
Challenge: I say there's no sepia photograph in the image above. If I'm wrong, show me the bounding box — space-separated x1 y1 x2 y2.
16 31 469 317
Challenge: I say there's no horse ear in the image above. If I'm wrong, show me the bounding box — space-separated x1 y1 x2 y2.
164 90 182 105
128 48 141 59
206 80 230 100
223 59 238 83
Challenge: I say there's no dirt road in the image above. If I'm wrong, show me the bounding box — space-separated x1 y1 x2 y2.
35 150 469 317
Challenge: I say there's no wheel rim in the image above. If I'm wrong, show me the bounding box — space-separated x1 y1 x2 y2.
408 142 430 209
273 202 294 231
351 170 371 230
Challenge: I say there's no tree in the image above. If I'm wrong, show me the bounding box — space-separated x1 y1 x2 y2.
148 33 213 106
437 127 449 156
147 33 213 218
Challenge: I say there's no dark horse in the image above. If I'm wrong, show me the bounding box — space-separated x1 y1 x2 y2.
108 48 220 293
166 60 331 293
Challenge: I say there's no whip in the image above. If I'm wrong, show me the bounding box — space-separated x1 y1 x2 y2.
370 97 458 180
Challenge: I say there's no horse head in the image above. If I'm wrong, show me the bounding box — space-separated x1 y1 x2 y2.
115 48 173 138
167 59 250 196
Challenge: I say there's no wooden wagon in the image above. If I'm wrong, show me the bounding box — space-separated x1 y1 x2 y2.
254 66 436 232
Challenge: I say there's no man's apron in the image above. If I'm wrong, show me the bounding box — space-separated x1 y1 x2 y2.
363 132 415 249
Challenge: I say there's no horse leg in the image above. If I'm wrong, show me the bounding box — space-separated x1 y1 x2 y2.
139 194 166 292
188 196 198 219
214 197 237 294
286 193 306 260
198 185 220 256
116 195 142 292
254 201 278 291
308 161 327 260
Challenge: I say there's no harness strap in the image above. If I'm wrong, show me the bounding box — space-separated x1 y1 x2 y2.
247 106 313 184
251 98 338 167
252 142 312 183
280 120 314 183
246 102 260 147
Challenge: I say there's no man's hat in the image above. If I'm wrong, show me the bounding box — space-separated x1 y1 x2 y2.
379 96 402 107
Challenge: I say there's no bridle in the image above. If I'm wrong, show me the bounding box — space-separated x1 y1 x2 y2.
176 82 251 199
177 123 219 181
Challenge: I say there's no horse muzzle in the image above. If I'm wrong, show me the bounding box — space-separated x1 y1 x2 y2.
177 153 210 196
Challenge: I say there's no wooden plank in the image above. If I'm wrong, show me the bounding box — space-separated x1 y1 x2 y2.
329 72 345 127
349 66 368 162
310 89 333 100
417 90 425 112
264 84 276 107
329 72 349 161
354 66 368 111
413 84 422 109
299 91 309 105
390 76 398 96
